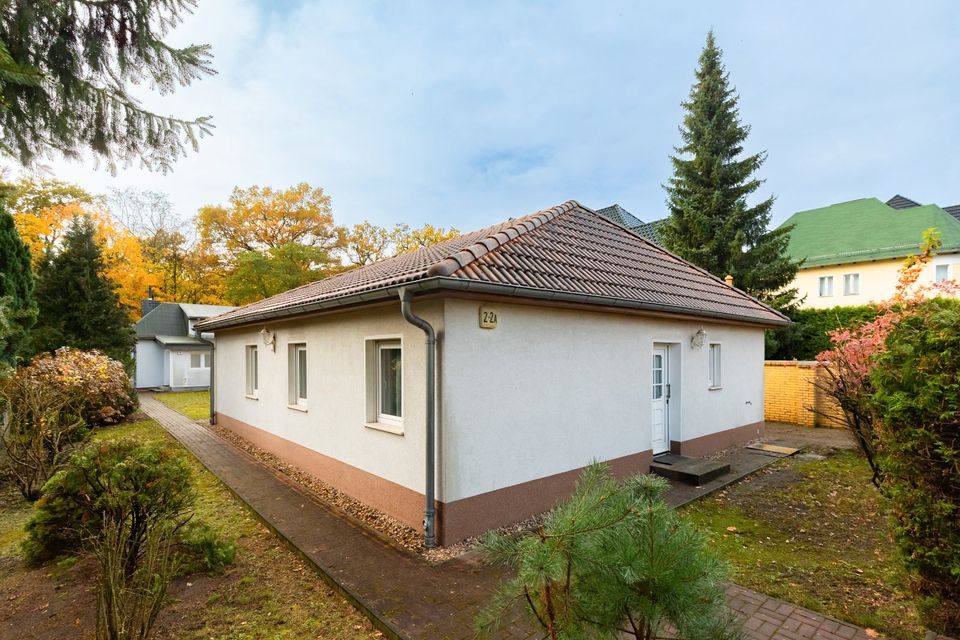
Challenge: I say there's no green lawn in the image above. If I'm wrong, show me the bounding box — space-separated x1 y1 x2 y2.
682 449 922 639
0 417 381 639
153 390 210 420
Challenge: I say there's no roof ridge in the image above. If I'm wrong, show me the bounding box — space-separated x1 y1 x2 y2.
426 200 581 277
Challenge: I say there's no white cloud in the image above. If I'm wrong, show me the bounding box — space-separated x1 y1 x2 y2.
28 0 960 232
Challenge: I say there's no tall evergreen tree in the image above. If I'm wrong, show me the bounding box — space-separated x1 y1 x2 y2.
0 199 36 365
32 216 134 366
662 31 799 304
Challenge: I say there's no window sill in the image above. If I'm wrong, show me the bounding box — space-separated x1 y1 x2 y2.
287 403 308 413
364 421 404 436
245 394 258 400
708 386 722 391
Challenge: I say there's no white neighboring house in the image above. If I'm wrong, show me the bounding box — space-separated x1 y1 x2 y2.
195 201 788 545
133 301 237 390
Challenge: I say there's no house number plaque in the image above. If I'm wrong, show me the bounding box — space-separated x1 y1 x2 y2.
479 307 498 329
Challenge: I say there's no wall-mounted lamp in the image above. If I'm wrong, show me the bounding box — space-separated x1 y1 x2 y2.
260 327 276 352
691 328 707 349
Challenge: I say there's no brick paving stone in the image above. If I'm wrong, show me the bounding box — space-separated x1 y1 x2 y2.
139 395 930 640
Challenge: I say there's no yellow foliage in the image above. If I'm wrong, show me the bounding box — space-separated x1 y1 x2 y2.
196 183 343 260
13 202 161 318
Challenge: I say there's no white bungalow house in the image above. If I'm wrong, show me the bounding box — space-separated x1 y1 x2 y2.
195 201 788 546
134 301 237 390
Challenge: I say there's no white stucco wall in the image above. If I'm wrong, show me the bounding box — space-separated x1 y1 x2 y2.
439 299 766 502
211 297 765 506
213 301 441 497
134 339 165 388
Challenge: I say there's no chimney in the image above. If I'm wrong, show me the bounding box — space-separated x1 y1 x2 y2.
141 286 161 317
724 274 734 287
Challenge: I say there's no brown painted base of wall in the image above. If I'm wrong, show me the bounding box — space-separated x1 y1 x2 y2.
216 413 756 545
216 413 426 531
670 420 764 458
437 449 653 545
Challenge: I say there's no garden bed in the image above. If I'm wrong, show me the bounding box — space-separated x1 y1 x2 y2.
0 417 382 640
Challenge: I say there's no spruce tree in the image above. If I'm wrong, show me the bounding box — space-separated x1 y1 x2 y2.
32 216 134 366
662 31 799 305
0 1 214 171
0 200 36 365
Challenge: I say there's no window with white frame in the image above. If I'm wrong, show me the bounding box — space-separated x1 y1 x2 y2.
843 273 860 296
935 264 950 283
245 345 258 397
288 343 307 407
189 352 207 368
818 276 834 297
708 343 721 388
377 341 402 425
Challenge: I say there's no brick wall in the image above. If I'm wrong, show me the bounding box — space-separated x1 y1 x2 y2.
764 361 845 428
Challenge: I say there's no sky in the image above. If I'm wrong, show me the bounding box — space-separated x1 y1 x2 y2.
36 0 960 232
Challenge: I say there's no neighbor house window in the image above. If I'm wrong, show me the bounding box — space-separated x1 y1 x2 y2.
818 276 834 297
288 343 307 407
377 341 402 425
935 264 950 283
245 345 258 397
190 352 207 368
843 273 860 296
708 344 721 388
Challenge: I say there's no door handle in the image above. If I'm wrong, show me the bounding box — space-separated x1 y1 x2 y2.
666 384 671 402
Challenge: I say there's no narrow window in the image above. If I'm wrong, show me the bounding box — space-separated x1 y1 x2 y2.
818 276 834 297
708 344 721 388
190 352 205 368
288 343 307 407
377 341 402 425
843 273 860 296
935 264 950 283
245 345 258 397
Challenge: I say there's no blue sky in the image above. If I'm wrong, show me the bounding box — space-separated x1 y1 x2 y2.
43 0 960 232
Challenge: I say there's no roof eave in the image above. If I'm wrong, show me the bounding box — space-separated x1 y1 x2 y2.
195 277 789 332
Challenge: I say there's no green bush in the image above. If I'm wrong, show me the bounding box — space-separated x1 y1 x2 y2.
766 304 880 360
23 439 195 566
0 360 89 499
179 521 236 573
476 463 737 640
868 298 960 635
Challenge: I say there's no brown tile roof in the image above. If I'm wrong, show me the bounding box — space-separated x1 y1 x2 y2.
196 201 788 331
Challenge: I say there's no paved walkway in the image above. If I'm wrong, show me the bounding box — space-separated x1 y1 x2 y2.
140 395 885 640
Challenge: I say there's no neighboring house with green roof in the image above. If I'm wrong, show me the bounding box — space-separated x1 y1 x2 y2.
778 195 960 308
595 204 666 244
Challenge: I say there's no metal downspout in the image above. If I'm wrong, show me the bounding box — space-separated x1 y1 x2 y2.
197 329 216 425
399 288 437 548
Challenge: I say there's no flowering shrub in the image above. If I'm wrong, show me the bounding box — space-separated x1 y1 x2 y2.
814 230 957 486
28 347 136 426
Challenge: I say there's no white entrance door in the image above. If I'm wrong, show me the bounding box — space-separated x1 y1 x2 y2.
651 346 670 454
170 351 189 387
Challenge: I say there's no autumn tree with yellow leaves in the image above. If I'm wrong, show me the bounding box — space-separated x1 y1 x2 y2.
196 184 345 303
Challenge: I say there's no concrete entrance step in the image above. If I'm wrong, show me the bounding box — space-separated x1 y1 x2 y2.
650 454 731 485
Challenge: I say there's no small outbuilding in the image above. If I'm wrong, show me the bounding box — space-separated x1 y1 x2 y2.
134 301 237 390
196 201 788 545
